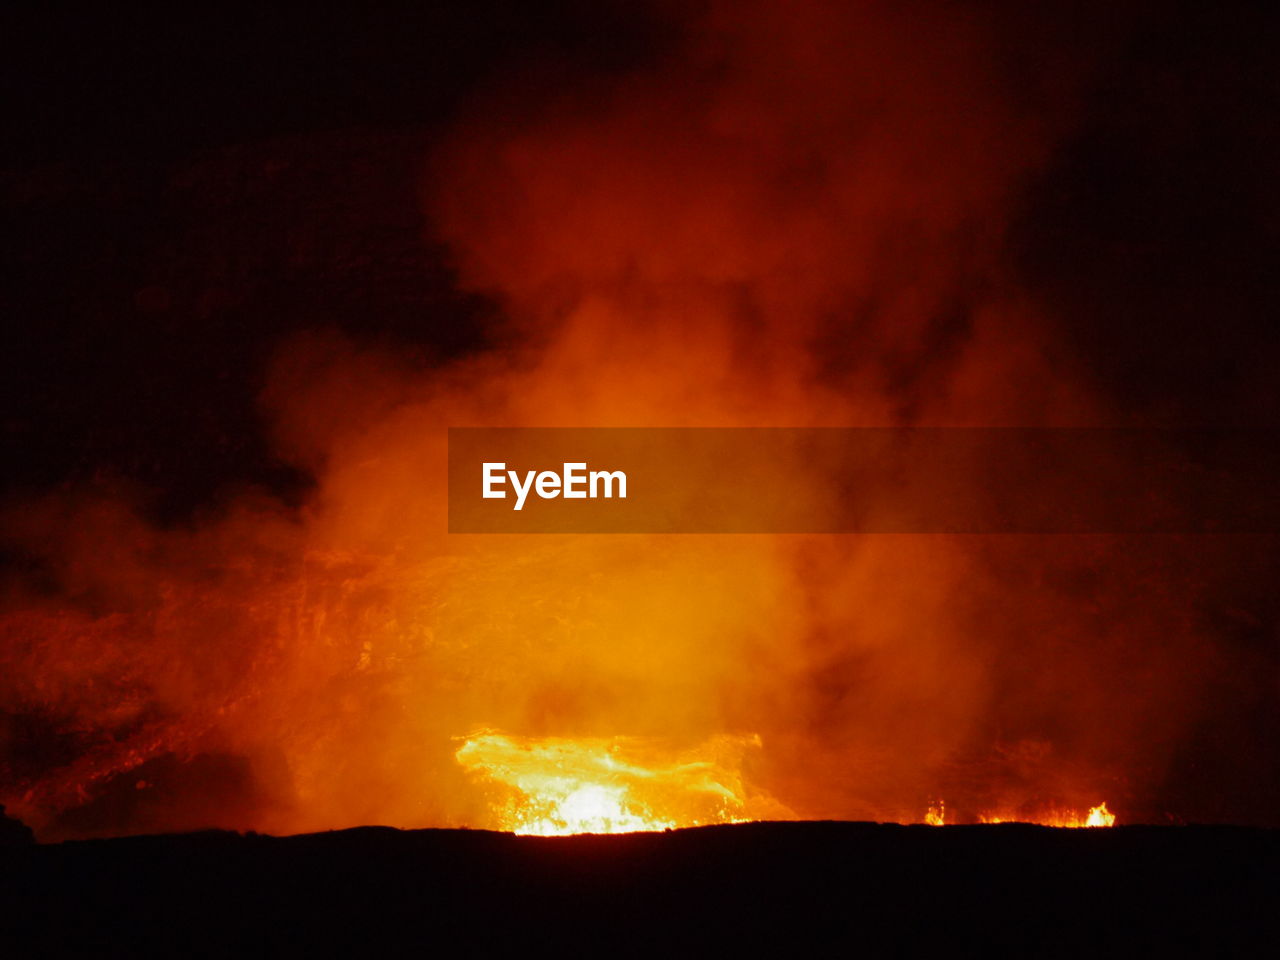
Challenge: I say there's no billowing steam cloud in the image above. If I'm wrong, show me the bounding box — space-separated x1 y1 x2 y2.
0 1 1257 838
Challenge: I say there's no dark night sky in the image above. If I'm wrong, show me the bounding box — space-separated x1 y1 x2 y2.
1 1 668 517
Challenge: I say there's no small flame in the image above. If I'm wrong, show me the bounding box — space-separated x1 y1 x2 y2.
455 730 774 835
925 799 946 826
1084 802 1117 827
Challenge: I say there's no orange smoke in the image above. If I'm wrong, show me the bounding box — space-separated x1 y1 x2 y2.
0 1 1239 839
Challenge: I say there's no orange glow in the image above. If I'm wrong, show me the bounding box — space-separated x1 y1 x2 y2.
455 731 777 835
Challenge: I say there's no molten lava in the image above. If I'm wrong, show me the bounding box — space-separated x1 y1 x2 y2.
455 731 776 835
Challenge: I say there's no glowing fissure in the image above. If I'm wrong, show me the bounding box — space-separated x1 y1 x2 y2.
977 802 1117 828
918 800 1115 828
919 799 1116 828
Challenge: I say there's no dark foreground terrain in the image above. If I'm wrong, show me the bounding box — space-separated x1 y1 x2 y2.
1 821 1276 957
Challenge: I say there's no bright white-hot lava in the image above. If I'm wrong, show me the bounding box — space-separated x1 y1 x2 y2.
454 730 782 835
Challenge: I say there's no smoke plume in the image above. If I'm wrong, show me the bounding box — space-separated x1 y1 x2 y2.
2 0 1270 837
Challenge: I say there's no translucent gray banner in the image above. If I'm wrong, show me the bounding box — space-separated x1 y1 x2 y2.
448 428 1280 533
